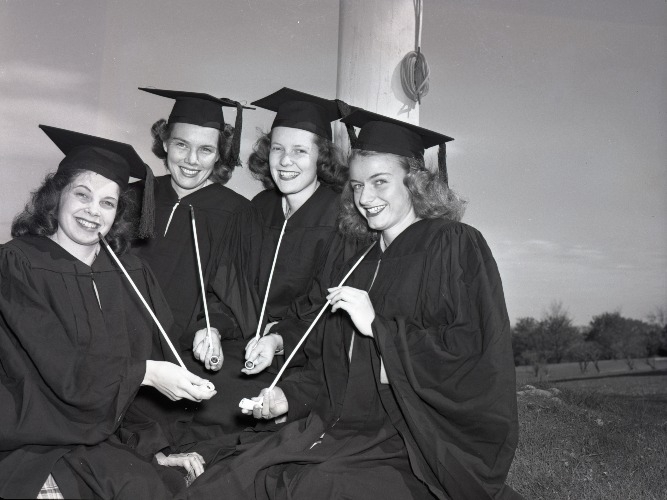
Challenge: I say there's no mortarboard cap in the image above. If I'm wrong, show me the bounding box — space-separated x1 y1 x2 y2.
139 87 254 167
39 124 149 190
341 109 454 185
39 124 157 238
139 87 249 129
340 109 453 159
251 87 341 140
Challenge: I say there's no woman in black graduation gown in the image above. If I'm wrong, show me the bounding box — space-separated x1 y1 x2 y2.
0 126 216 499
129 88 266 442
184 110 520 500
242 88 359 377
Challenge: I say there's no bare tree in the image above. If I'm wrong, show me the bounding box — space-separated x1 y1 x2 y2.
540 301 579 364
646 306 667 328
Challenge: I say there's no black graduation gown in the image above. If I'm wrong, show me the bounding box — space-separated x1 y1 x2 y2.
183 219 519 500
130 175 264 443
252 185 360 367
0 236 183 499
131 175 261 343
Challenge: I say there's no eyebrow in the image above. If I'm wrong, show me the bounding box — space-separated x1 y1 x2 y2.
271 142 311 149
349 172 392 183
171 137 217 149
72 184 118 200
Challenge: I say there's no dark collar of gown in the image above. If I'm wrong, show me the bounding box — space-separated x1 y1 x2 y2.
154 174 227 204
371 218 459 259
256 184 340 227
12 235 130 274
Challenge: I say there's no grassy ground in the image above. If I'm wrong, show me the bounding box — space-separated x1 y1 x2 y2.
506 372 667 499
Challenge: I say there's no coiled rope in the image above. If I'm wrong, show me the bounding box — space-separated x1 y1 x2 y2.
400 0 430 104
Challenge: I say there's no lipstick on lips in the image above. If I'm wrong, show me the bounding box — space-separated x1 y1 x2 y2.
277 170 299 180
364 205 386 218
76 217 100 229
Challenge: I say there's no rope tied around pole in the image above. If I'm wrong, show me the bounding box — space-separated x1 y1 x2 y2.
400 0 430 104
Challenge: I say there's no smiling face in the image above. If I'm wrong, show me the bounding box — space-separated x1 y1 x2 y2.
54 171 120 251
163 122 220 197
349 153 418 245
268 126 319 198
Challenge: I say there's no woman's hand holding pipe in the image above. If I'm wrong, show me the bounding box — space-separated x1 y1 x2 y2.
143 360 216 401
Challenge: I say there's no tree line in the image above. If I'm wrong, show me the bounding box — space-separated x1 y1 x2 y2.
512 303 667 374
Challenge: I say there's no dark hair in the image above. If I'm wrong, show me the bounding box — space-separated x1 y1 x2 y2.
11 169 135 254
247 129 348 192
338 150 467 240
150 118 236 184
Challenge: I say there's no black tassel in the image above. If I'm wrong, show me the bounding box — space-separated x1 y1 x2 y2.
229 102 243 167
138 165 156 238
335 99 357 147
438 143 448 186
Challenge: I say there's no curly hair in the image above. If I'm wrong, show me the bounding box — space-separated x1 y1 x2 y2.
150 118 236 185
247 129 348 192
338 150 466 240
11 169 136 255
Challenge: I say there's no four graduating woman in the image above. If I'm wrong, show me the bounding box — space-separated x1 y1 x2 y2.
182 110 519 499
0 126 216 499
1 92 519 498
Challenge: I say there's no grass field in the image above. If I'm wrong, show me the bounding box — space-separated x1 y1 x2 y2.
507 367 667 499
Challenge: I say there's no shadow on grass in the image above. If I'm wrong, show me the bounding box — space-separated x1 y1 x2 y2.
545 368 667 384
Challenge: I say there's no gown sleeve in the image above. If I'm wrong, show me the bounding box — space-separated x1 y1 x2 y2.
118 261 180 458
0 247 146 450
277 247 366 422
277 321 329 422
371 224 518 499
268 233 362 366
193 203 262 340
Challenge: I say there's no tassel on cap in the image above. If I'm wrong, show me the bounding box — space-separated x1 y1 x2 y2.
229 102 243 167
138 165 156 238
438 143 448 186
335 99 358 147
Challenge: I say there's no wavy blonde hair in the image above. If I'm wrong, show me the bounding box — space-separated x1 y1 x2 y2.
338 150 466 240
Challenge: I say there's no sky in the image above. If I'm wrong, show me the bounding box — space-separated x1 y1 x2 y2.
1 0 665 326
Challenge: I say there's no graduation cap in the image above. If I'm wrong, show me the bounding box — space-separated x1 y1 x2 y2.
341 109 454 184
251 87 341 140
39 124 156 238
139 87 254 166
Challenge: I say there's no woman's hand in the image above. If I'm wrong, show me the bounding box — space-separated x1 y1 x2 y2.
241 387 288 420
192 327 223 371
155 451 205 484
326 286 375 337
143 360 216 401
242 334 283 374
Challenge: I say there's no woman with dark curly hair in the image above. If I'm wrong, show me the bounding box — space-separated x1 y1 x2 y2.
185 110 520 500
241 88 360 378
0 126 216 499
